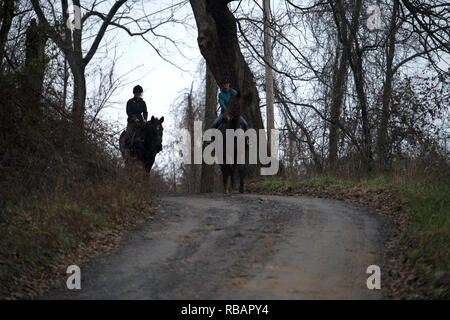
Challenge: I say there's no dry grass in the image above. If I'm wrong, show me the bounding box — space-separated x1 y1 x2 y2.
0 82 165 298
0 170 160 299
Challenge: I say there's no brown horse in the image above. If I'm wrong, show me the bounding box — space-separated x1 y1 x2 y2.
218 93 246 193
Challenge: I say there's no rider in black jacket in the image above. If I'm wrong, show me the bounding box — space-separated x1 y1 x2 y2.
127 85 148 123
125 85 148 147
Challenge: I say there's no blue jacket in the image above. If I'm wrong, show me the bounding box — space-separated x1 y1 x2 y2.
218 88 238 114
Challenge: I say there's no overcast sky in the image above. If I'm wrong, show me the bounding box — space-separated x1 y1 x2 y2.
71 0 448 170
72 0 280 171
87 1 206 134
85 0 279 133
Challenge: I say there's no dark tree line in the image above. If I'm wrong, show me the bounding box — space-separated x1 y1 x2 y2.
1 0 448 194
231 0 449 175
169 0 449 191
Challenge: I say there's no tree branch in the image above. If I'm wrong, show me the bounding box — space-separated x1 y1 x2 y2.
83 0 127 65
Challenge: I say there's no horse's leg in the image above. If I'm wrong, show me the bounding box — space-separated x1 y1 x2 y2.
238 164 245 193
220 165 229 193
230 165 236 190
224 172 229 194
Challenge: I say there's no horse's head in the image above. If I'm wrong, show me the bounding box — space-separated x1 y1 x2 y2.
144 116 164 152
131 116 163 172
228 93 241 118
222 93 241 129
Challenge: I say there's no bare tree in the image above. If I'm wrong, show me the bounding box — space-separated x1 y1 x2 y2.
189 0 263 130
21 18 47 111
30 0 128 133
327 2 350 168
376 0 400 169
0 0 16 68
200 64 217 193
263 0 274 155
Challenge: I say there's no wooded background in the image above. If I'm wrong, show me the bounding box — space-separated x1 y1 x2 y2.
0 0 449 299
0 0 448 192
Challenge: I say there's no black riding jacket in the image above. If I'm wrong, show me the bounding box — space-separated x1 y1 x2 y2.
126 97 148 123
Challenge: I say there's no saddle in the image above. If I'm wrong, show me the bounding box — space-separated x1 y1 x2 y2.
121 120 143 151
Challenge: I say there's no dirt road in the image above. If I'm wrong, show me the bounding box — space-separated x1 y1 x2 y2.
43 193 388 299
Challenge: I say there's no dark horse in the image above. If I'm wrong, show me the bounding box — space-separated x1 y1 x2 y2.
119 116 164 172
218 93 246 193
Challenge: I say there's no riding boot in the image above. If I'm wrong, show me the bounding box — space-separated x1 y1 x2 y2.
125 122 136 149
240 116 249 131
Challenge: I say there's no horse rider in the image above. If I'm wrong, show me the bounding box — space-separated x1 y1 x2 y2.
125 85 148 147
212 76 249 131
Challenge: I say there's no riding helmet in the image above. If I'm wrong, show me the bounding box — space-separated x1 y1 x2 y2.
133 85 143 94
220 76 231 85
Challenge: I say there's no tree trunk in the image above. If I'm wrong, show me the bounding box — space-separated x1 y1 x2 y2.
377 0 399 169
22 18 48 112
71 64 86 129
189 0 263 130
62 57 68 109
0 0 15 69
329 41 348 167
185 83 197 192
352 51 372 171
200 64 217 193
263 0 275 155
334 0 372 171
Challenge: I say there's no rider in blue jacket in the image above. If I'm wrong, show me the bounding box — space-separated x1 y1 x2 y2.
212 76 249 130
